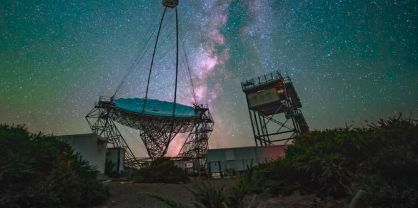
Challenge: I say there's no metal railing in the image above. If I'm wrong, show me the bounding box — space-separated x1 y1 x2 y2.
241 71 284 90
94 96 112 108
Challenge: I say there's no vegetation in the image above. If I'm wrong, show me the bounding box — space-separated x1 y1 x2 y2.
241 115 418 207
147 115 418 208
132 157 189 184
3 115 415 207
145 181 267 208
187 182 229 208
0 124 109 207
187 182 268 208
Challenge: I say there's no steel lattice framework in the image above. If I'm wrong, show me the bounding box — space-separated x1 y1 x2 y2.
242 71 309 146
86 97 214 167
85 98 142 168
111 107 196 159
176 105 214 166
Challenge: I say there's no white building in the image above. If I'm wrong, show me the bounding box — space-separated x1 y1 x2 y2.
58 133 289 178
59 133 107 174
207 145 289 178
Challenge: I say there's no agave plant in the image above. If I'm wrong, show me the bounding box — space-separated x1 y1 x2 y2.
187 182 228 208
144 180 268 208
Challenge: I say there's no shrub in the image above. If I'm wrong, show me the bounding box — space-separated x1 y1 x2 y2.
132 157 189 183
0 124 109 207
240 116 418 208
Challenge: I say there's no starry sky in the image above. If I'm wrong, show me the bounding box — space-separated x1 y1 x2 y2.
1 0 417 157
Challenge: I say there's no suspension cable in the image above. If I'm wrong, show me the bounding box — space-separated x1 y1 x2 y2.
143 7 168 113
181 36 197 104
172 7 179 117
112 15 161 99
115 11 175 98
168 7 180 142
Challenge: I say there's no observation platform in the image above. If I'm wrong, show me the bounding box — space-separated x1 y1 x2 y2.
241 71 302 115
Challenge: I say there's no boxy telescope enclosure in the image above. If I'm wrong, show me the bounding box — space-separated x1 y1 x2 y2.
242 71 309 146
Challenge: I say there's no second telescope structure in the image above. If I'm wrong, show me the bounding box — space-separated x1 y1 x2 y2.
241 71 309 146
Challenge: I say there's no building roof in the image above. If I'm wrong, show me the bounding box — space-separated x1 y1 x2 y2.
208 144 290 152
58 133 107 143
58 133 95 138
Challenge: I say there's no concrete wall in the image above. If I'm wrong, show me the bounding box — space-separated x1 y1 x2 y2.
207 145 288 177
59 134 107 174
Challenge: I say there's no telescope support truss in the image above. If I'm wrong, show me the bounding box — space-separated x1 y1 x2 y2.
111 108 195 159
85 99 142 169
86 98 214 169
247 103 309 146
242 71 309 146
177 105 214 166
175 105 214 176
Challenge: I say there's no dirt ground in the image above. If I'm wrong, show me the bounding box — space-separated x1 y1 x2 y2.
256 194 343 208
94 179 237 208
93 179 342 208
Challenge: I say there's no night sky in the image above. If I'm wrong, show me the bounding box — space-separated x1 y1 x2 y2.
1 0 417 157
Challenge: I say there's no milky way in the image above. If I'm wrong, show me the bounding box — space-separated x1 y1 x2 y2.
0 0 417 156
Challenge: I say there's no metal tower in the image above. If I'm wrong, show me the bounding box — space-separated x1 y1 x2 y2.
177 104 214 172
85 97 142 169
241 71 309 146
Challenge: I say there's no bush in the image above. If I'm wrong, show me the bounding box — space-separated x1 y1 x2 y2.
0 124 109 207
240 116 418 208
132 157 189 183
